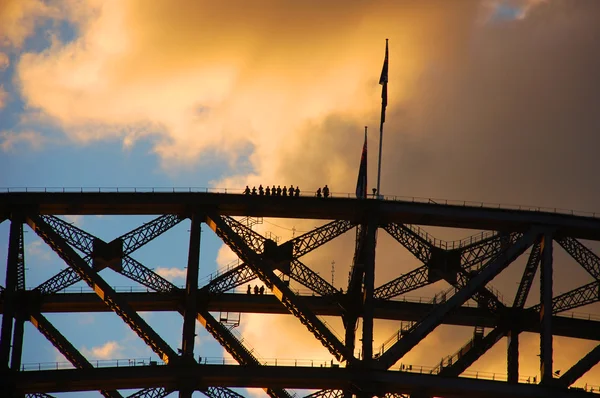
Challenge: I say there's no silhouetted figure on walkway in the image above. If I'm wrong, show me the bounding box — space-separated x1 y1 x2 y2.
244 186 250 195
254 285 259 295
282 186 288 197
289 185 294 197
266 186 271 196
295 186 300 197
316 188 322 198
323 185 330 198
272 185 276 196
259 286 265 295
252 186 257 195
276 185 282 196
259 185 264 195
247 284 251 295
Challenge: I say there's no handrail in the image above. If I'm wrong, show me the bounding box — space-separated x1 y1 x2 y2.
0 187 598 219
19 357 598 392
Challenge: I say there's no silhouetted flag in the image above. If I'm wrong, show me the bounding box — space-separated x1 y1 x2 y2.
379 39 389 125
356 132 368 199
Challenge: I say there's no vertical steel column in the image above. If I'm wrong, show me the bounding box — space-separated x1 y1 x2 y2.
180 215 201 398
540 233 553 384
507 327 519 383
361 218 378 364
0 219 21 367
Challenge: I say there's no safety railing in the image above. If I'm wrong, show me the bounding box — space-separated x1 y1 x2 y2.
1 187 598 219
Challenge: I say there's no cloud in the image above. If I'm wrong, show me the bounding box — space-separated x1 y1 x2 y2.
0 0 64 48
0 130 47 151
0 85 7 110
81 340 122 360
63 215 84 227
0 52 8 70
155 266 186 282
26 239 52 262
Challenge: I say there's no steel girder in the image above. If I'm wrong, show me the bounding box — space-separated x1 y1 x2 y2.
28 312 123 398
557 237 600 279
206 214 353 363
374 229 539 370
1 219 23 368
9 364 595 398
27 215 180 364
304 389 344 398
35 214 183 294
203 387 245 398
558 344 600 387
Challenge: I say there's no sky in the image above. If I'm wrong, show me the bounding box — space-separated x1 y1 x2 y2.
2 0 600 396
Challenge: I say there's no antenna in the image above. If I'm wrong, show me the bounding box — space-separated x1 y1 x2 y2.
331 260 335 286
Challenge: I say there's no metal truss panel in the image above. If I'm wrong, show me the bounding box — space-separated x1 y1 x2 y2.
28 312 123 398
35 215 183 294
203 387 245 398
304 389 344 398
373 265 429 300
27 215 179 364
513 241 542 308
382 223 433 264
206 214 353 362
121 256 178 293
375 229 538 370
529 280 600 314
557 237 600 280
290 259 339 297
127 387 170 398
203 263 255 294
291 220 355 258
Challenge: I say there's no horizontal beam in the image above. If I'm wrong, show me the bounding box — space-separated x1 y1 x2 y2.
6 365 592 398
7 292 600 340
2 192 600 240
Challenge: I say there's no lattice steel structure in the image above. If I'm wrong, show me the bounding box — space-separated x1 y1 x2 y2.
1 191 600 398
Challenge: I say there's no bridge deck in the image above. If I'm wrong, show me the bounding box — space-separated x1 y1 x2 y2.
2 192 600 240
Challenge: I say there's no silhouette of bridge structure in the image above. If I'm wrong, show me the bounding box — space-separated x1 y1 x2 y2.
1 189 600 397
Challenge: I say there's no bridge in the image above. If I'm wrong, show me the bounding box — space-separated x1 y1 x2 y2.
1 189 600 397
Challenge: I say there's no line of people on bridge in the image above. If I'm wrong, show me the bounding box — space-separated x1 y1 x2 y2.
244 184 330 198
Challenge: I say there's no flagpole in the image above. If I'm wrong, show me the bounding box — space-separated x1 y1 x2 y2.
376 39 388 199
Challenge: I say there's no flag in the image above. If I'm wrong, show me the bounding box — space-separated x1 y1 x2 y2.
379 39 389 125
356 131 368 199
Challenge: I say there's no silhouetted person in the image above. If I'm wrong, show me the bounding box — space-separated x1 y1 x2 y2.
252 186 257 195
316 188 322 198
265 186 271 196
289 185 294 197
254 285 259 295
259 185 264 195
272 185 276 196
247 284 251 295
259 285 265 295
276 185 282 196
372 188 377 198
244 186 251 195
323 185 330 198
282 186 288 197
295 186 300 197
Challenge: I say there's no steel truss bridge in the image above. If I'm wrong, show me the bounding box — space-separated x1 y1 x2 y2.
1 191 600 398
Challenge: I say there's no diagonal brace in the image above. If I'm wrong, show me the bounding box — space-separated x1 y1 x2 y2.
27 215 179 364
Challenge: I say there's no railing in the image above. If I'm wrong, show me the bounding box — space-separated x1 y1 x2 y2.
403 225 498 250
1 187 598 219
21 356 598 392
